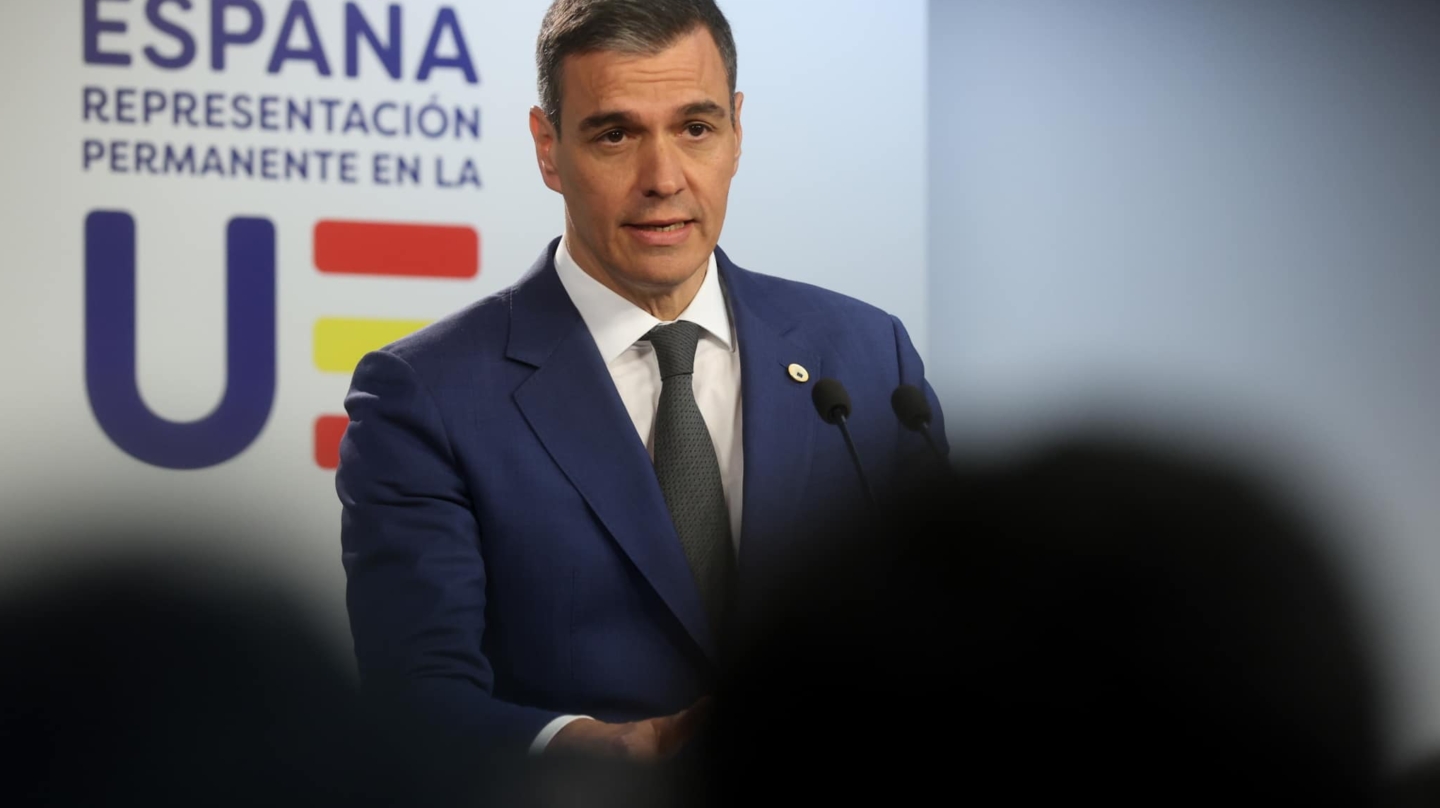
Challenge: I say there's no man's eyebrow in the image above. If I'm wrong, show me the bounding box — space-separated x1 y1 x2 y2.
679 100 727 120
576 101 729 134
576 110 639 134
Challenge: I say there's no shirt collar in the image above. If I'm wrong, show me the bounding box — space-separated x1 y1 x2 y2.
554 235 734 366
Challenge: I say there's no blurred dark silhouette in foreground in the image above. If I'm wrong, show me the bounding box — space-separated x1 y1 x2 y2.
703 435 1384 807
0 544 678 807
0 433 1395 806
1388 752 1440 808
0 553 438 806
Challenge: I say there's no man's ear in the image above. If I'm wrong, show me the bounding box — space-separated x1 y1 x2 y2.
731 91 744 176
529 106 564 194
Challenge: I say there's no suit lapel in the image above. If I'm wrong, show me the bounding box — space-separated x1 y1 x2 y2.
719 250 823 599
508 242 717 662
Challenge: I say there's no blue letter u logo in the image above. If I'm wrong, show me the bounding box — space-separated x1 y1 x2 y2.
85 211 277 469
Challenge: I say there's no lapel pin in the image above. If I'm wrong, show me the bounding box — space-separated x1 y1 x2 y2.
787 363 810 383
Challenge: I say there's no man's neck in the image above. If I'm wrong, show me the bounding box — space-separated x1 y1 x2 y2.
563 234 707 322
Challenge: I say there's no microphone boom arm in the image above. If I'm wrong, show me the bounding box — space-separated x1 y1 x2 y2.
834 412 878 510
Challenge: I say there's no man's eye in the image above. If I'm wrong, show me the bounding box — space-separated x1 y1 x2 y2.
601 130 625 144
686 123 709 137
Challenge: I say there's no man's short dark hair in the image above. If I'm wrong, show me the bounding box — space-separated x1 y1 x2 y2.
536 0 739 132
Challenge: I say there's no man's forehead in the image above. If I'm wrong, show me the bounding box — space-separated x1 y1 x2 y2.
560 30 728 111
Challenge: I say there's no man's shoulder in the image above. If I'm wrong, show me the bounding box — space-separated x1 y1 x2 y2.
736 268 891 317
379 286 514 372
721 254 902 340
375 242 559 374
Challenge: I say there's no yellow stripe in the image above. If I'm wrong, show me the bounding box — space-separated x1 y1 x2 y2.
313 318 432 373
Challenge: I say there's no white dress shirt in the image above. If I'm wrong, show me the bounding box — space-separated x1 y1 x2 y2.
530 237 745 752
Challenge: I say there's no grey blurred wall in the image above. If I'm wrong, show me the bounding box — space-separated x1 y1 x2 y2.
928 0 1440 767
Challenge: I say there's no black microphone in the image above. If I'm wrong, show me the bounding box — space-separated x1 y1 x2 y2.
890 383 947 463
811 378 877 509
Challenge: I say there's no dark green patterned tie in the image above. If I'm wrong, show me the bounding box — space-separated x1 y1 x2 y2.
645 321 734 635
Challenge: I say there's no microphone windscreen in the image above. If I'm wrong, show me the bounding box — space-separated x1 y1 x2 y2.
890 384 932 432
811 379 852 425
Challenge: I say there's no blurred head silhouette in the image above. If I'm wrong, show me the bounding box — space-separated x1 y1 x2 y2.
0 545 431 807
706 434 1382 806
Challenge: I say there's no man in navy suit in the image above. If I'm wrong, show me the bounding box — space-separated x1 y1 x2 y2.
337 0 944 760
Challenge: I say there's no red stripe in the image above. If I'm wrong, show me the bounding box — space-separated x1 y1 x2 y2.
314 415 349 470
314 220 479 278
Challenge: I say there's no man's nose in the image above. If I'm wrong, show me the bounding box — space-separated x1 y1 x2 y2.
638 137 685 198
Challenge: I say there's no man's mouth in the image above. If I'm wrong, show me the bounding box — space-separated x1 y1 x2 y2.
628 220 692 232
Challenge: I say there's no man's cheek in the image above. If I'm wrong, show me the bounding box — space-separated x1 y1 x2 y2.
582 166 627 200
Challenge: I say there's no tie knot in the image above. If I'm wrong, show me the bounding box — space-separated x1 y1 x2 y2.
644 321 702 379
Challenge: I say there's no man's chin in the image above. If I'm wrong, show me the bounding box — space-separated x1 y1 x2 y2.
613 251 710 288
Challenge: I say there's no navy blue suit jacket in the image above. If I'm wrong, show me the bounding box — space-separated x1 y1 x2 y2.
337 239 945 751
